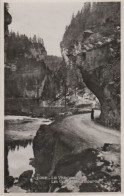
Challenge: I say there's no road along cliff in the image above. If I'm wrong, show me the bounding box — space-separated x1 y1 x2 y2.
61 2 120 129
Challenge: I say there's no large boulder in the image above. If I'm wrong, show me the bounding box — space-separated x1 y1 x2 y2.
54 149 98 176
18 170 33 188
33 124 71 176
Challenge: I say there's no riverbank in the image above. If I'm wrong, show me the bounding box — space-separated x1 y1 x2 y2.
5 95 99 119
5 98 66 118
4 115 52 144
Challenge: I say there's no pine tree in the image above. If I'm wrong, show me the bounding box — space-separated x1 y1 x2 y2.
38 37 44 45
17 32 19 37
33 34 37 43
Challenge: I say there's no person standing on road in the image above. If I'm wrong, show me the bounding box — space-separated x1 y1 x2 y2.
91 97 96 120
91 108 94 120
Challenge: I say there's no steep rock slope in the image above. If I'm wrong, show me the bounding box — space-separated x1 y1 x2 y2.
61 2 120 129
5 32 47 99
5 31 64 102
4 3 99 112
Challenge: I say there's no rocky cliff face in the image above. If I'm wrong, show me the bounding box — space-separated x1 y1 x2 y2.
4 3 99 111
5 31 64 102
61 2 120 129
5 32 47 99
4 6 63 102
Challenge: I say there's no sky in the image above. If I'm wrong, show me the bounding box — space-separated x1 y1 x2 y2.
9 0 84 56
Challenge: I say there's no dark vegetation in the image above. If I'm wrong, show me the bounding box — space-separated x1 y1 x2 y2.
5 31 88 109
62 2 120 48
6 32 46 64
5 32 65 100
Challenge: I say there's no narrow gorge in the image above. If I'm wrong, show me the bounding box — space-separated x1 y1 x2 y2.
4 2 121 193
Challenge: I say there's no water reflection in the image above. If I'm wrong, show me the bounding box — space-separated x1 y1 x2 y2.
5 140 35 178
8 139 32 151
4 115 52 192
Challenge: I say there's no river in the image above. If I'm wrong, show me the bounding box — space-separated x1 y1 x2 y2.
4 115 52 193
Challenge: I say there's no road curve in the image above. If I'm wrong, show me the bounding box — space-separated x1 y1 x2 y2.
57 110 120 152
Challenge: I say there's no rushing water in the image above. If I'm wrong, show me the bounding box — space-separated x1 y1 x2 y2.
5 115 52 192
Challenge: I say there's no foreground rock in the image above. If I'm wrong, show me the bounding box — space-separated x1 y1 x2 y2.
33 124 72 176
32 114 120 192
5 176 14 188
18 170 33 188
27 144 120 192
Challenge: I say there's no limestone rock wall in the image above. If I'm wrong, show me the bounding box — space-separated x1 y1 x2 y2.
61 25 120 129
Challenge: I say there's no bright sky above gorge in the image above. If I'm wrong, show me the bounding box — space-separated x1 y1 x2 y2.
9 0 83 56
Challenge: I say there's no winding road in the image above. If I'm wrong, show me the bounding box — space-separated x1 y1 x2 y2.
57 110 120 152
5 110 120 152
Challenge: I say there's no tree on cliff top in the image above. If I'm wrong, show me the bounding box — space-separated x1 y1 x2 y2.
62 2 120 47
6 32 46 63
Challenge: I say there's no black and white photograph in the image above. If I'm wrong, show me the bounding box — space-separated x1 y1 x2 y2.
2 0 122 193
